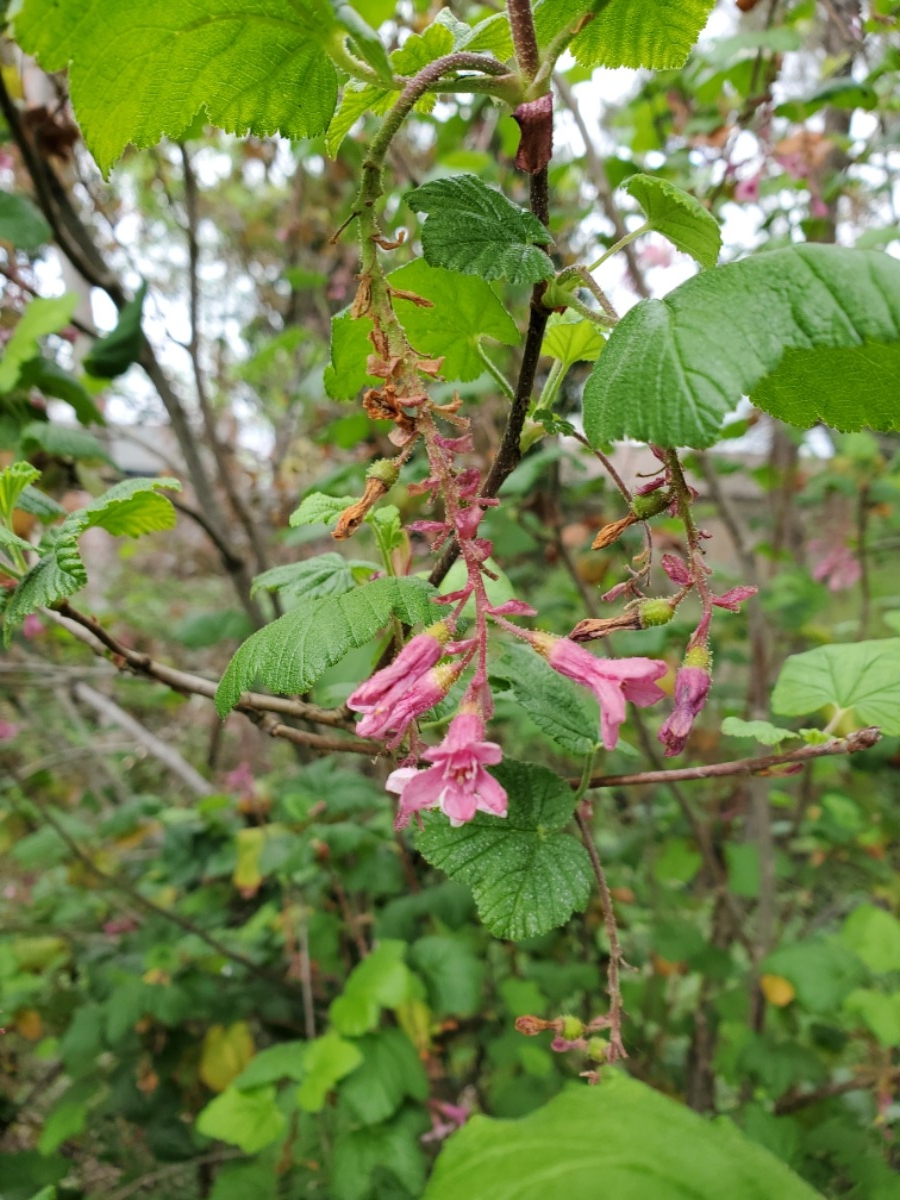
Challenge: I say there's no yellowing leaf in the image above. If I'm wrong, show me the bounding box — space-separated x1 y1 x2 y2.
15 1008 44 1040
200 1022 256 1093
233 827 266 898
761 974 796 1007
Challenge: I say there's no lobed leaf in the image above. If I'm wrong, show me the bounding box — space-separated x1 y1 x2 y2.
406 175 554 286
14 0 342 174
583 245 900 449
535 0 716 69
493 644 598 755
215 576 440 715
0 293 78 393
623 174 721 268
772 639 900 735
541 311 605 370
4 537 87 642
62 477 182 538
250 552 363 603
417 760 593 941
324 311 381 401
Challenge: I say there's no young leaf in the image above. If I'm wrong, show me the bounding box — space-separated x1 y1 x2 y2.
623 174 721 268
720 717 799 746
250 553 363 603
83 283 147 379
62 477 182 538
335 5 394 84
324 311 382 401
215 577 439 715
290 492 358 528
424 1072 822 1200
296 1032 363 1113
0 293 78 392
771 639 900 734
4 537 87 641
329 941 413 1036
0 461 41 523
541 311 605 369
417 760 593 941
583 245 900 449
406 175 554 286
20 422 112 464
390 20 455 74
19 357 104 426
388 260 519 382
0 189 52 251
196 1085 286 1154
326 85 391 158
14 0 342 175
493 644 599 755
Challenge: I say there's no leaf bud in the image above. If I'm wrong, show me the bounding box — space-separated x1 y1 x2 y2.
630 490 672 520
639 598 675 628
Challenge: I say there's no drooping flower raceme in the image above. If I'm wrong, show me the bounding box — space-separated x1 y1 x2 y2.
658 665 711 757
347 622 450 711
386 711 507 828
530 633 667 750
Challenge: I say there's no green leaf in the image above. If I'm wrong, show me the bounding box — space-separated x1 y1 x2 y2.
388 259 519 382
296 1031 363 1113
406 175 554 286
623 174 721 268
494 644 599 755
20 422 112 464
16 485 67 522
336 5 394 84
4 538 87 641
231 1042 307 1090
251 552 361 603
196 1084 286 1154
329 940 413 1036
583 246 900 449
290 492 358 528
424 1073 822 1200
0 461 41 523
82 283 147 379
14 0 342 174
391 20 454 74
841 904 900 974
417 760 593 941
326 84 390 157
338 1028 428 1125
18 357 104 426
324 310 381 401
541 311 605 369
0 293 78 392
0 189 52 250
409 935 485 1017
771 639 900 734
761 938 865 1013
721 717 798 746
332 1107 428 1200
535 0 716 69
215 576 439 715
38 1086 93 1155
0 525 34 556
844 989 900 1047
62 476 181 538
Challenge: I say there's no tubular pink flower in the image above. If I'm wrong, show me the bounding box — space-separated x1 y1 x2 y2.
347 623 450 712
386 711 507 827
658 666 711 757
532 633 667 750
355 663 459 745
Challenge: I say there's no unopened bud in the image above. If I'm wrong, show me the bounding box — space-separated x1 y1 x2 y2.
630 490 672 520
560 1014 585 1041
639 598 675 628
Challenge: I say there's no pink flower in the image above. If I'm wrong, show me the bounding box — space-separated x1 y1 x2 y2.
0 720 20 742
658 666 711 757
386 711 507 827
711 585 758 612
532 634 667 750
810 543 861 592
356 664 458 746
734 171 762 204
22 614 45 639
347 623 450 711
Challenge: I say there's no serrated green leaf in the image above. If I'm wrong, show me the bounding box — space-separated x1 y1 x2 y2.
0 461 41 523
329 941 413 1035
583 246 900 449
336 5 394 84
389 259 519 382
296 1032 363 1112
771 639 900 734
15 485 66 522
83 283 147 379
326 84 390 157
0 293 78 392
541 311 605 369
4 538 87 641
251 552 361 602
20 421 112 464
406 175 554 286
623 174 721 268
18 358 104 426
196 1085 286 1154
391 20 454 74
62 477 181 538
338 1029 428 1125
215 576 439 715
417 760 592 941
409 935 485 1017
324 310 381 400
290 492 358 528
14 0 341 175
464 12 513 58
0 189 52 251
720 717 798 746
494 643 598 755
534 0 716 69
424 1073 822 1200
0 525 34 555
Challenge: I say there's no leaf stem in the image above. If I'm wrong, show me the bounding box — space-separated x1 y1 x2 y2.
585 222 649 273
478 340 516 400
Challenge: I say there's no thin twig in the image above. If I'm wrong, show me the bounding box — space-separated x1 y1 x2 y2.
106 1151 245 1200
